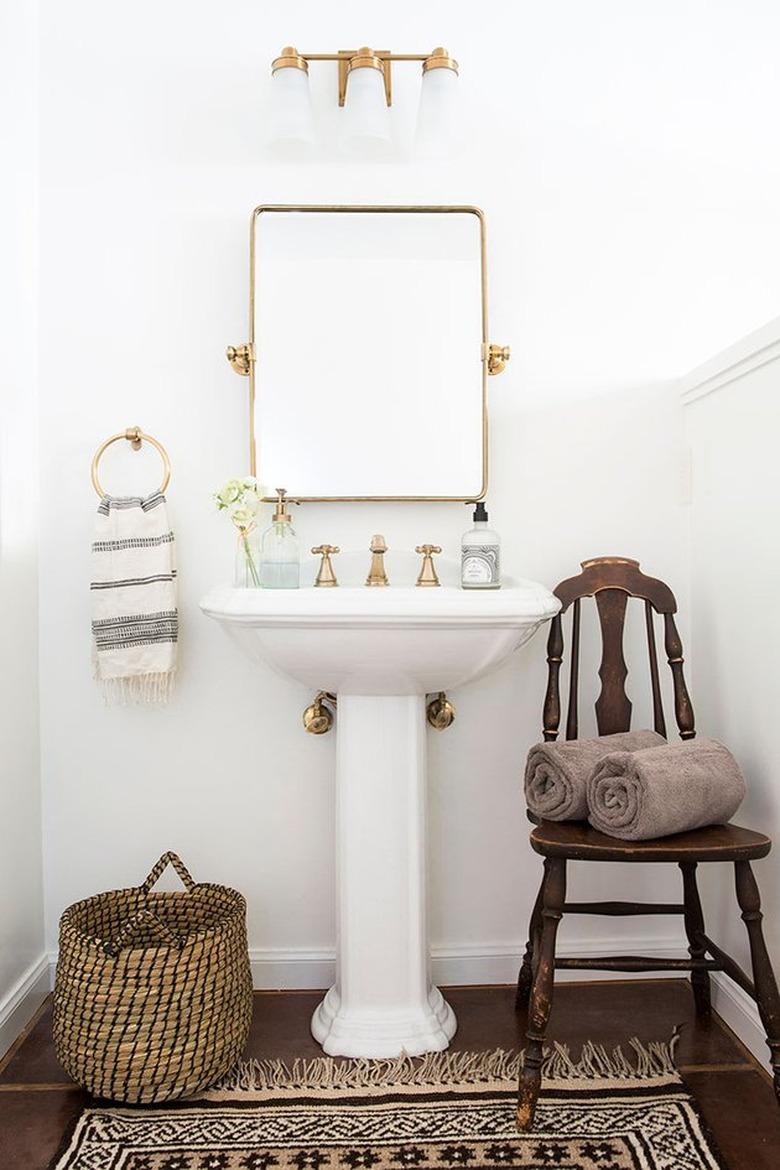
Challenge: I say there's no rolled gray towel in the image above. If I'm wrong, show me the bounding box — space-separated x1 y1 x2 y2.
525 730 666 821
587 738 746 841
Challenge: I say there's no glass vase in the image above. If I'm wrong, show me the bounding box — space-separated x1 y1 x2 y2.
234 526 262 588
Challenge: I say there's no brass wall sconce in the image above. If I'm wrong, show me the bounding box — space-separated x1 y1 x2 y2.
426 692 455 730
303 692 337 735
269 45 459 159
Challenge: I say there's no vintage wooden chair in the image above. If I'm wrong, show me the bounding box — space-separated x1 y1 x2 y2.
515 556 780 1130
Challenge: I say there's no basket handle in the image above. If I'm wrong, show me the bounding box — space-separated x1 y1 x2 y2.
107 909 181 955
140 851 196 894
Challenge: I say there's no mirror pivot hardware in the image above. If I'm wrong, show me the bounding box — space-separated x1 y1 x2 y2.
415 544 442 587
484 343 510 376
227 343 254 376
426 691 455 730
312 545 340 587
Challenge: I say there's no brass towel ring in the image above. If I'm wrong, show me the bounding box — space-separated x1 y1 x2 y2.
91 427 171 498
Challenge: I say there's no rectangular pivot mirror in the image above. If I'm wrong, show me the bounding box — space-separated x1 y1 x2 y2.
247 206 490 502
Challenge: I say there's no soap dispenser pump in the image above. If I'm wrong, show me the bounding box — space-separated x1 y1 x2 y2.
461 501 501 589
260 488 300 589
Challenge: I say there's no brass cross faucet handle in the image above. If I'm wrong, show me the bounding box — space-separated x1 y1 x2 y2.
366 534 389 586
312 545 340 587
415 544 442 587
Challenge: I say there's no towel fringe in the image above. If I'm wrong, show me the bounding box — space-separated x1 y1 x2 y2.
211 1032 680 1094
98 671 176 706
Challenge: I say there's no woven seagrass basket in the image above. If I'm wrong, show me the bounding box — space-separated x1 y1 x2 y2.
53 852 252 1103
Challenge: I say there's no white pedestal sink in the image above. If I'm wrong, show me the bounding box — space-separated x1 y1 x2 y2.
201 561 559 1058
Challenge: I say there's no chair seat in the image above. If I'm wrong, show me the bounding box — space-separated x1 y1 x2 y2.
530 819 771 863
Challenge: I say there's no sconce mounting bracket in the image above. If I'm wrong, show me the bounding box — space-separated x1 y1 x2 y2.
337 49 393 107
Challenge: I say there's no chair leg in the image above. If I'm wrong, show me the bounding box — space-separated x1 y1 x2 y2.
680 861 711 1018
734 860 780 1104
516 856 566 1131
516 864 547 1010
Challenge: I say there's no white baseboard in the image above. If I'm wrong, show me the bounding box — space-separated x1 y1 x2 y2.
431 937 691 987
249 948 335 991
710 970 769 1072
245 935 689 991
41 942 770 1072
247 943 772 1070
45 937 688 998
0 954 50 1062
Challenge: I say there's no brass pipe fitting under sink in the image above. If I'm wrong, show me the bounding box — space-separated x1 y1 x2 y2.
303 692 337 734
426 692 455 730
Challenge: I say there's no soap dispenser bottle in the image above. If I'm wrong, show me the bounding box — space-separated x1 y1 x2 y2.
461 501 501 589
260 488 300 589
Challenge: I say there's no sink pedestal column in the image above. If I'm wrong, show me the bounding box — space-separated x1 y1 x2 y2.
311 693 457 1058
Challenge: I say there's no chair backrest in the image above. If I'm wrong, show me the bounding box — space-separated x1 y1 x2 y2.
543 556 695 743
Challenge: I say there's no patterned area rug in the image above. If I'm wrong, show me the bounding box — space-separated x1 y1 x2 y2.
52 1042 725 1170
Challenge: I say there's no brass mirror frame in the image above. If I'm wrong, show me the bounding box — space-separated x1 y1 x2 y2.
229 204 508 503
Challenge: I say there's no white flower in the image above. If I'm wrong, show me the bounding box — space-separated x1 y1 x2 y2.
215 480 241 510
231 507 255 530
215 476 261 524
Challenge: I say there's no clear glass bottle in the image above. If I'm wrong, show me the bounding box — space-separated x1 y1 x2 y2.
234 525 262 588
461 501 501 589
260 488 300 589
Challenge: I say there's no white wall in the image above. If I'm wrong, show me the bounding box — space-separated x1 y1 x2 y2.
0 0 48 1055
682 317 780 1067
36 0 780 990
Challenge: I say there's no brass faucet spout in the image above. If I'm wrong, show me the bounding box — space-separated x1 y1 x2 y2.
366 534 389 586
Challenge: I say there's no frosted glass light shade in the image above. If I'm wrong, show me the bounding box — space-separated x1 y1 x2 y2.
415 66 459 160
341 66 392 159
269 67 315 158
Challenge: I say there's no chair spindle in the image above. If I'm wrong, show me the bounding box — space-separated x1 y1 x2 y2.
663 612 695 739
565 599 581 740
645 600 667 738
543 614 563 741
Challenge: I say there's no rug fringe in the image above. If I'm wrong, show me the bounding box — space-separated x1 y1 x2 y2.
213 1030 680 1094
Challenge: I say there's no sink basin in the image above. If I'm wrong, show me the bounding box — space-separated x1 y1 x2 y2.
201 568 559 1058
201 578 559 695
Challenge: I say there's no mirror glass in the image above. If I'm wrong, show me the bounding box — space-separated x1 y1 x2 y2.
251 207 486 500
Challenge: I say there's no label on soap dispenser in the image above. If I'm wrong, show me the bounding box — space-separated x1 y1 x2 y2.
462 545 500 587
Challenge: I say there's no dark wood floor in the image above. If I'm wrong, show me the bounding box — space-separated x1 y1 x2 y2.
1 980 778 1169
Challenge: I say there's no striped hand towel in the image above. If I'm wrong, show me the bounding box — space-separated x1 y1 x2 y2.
91 492 178 704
